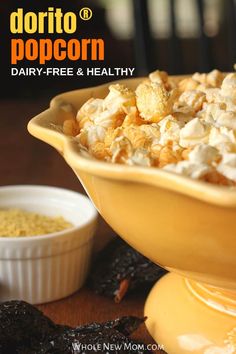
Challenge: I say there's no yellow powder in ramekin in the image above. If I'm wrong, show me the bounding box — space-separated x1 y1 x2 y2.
0 208 73 237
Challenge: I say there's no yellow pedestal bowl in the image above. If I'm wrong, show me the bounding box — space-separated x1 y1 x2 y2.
28 78 236 354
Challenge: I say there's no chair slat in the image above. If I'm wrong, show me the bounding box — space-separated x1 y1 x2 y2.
196 0 211 71
169 0 182 73
132 0 154 75
226 0 236 69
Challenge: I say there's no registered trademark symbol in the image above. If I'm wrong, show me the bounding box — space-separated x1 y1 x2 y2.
79 7 93 21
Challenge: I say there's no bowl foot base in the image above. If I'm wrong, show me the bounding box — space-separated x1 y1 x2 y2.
144 273 236 354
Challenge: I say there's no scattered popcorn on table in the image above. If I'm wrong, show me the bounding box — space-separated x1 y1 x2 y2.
62 68 236 186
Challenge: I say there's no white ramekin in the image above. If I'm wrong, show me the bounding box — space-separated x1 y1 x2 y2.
0 185 98 304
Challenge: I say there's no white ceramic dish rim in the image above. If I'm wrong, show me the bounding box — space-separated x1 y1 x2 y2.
0 184 98 242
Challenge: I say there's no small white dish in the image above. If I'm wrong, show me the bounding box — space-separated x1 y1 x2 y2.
0 185 98 304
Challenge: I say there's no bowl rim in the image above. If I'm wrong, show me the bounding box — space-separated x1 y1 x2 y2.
0 184 98 242
27 76 236 208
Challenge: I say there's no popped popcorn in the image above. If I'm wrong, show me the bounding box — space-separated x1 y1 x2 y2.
221 73 236 102
135 82 177 122
103 84 136 113
62 68 236 186
178 77 199 92
76 98 103 129
127 148 152 167
163 160 212 179
178 90 206 112
179 118 210 147
78 125 106 147
110 136 133 164
188 144 220 165
149 70 168 85
217 153 236 181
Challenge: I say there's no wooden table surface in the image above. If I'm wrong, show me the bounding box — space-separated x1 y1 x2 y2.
0 98 164 353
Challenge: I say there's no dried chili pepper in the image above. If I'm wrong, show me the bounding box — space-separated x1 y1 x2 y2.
31 317 152 354
0 300 59 352
0 301 153 354
88 238 167 302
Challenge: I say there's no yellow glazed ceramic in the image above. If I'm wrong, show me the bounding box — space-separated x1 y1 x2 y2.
28 77 236 354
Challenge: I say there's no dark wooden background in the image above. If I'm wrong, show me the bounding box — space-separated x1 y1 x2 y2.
1 0 236 100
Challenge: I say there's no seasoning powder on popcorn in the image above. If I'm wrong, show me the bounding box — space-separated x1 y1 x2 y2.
0 208 73 237
62 69 236 186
